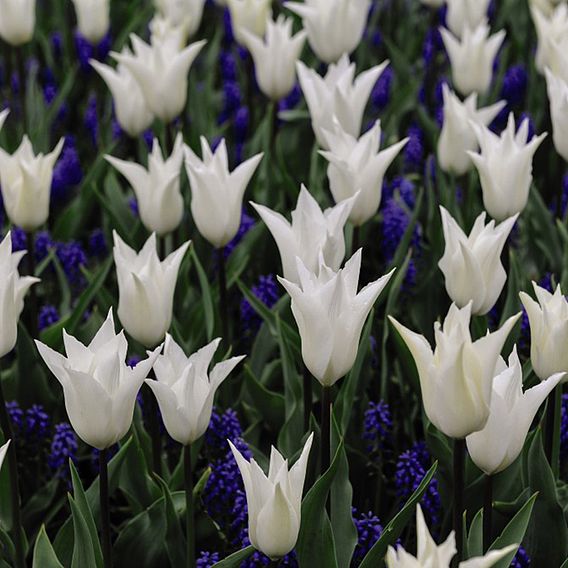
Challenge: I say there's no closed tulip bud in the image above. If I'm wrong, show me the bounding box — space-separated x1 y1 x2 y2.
446 0 491 38
279 251 394 386
230 433 313 558
227 0 272 45
437 84 506 176
241 15 307 101
439 207 517 315
154 0 206 39
466 347 564 475
389 303 521 439
71 0 110 44
386 505 517 568
184 138 263 247
113 34 206 123
468 113 547 220
0 0 35 46
545 68 568 162
146 335 245 445
520 282 568 380
0 136 64 231
285 0 370 64
531 4 568 74
106 134 184 235
297 55 389 149
35 310 161 449
113 232 190 348
440 22 505 96
90 53 154 137
251 184 355 283
320 119 408 226
0 232 40 357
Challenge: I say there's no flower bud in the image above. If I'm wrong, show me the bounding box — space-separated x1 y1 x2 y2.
0 0 35 46
71 0 110 44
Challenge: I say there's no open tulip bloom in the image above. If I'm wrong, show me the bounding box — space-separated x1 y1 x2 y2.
227 0 272 46
71 0 110 45
154 0 206 39
532 3 568 74
545 67 568 162
446 0 491 38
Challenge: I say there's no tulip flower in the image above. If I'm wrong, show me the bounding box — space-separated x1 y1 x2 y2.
230 433 314 559
438 207 517 315
285 0 370 64
251 185 355 283
154 0 206 39
71 0 110 44
468 113 547 220
297 55 388 149
146 335 245 445
389 303 520 439
466 347 564 475
320 119 408 226
0 0 35 46
227 0 272 46
0 232 40 358
531 0 565 17
446 0 491 38
113 34 206 122
148 14 188 53
241 15 307 101
519 282 568 381
35 310 161 449
440 22 505 96
105 134 184 235
437 84 506 176
545 68 568 162
531 4 568 74
385 505 517 568
0 136 64 231
184 137 263 248
279 251 394 386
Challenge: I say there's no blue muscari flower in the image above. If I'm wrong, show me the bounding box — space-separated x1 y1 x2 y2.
561 394 568 462
88 228 107 258
38 305 60 331
142 129 154 150
224 209 255 257
352 508 383 566
279 84 302 112
197 551 220 567
51 137 83 203
220 50 238 82
501 65 528 107
561 174 568 218
223 8 235 45
35 230 54 262
50 32 63 60
84 94 99 147
205 407 243 457
219 80 242 124
48 422 78 475
511 546 531 568
6 401 24 431
11 71 20 95
404 125 424 173
363 401 392 454
10 227 27 252
74 32 111 72
371 65 393 111
25 404 50 441
235 106 249 144
43 82 68 123
422 28 442 67
240 274 280 335
57 241 87 286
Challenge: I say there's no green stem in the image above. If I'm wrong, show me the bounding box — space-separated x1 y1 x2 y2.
26 230 38 338
184 445 195 568
453 439 465 567
483 474 493 553
302 364 312 433
99 449 112 568
218 247 229 343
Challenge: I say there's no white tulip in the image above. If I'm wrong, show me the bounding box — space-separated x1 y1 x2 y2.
0 233 39 357
531 4 568 74
105 134 184 235
468 113 547 220
230 433 313 558
154 0 206 38
279 251 394 386
467 347 565 475
440 22 506 96
147 335 245 445
242 15 307 101
184 137 263 248
446 0 491 38
113 232 190 348
0 136 64 231
71 0 110 44
297 55 388 149
320 119 408 226
439 207 517 315
389 303 520 439
0 0 35 46
251 184 355 283
227 0 272 45
437 84 506 176
149 14 188 53
285 0 370 64
545 68 568 162
530 0 565 17
35 310 161 449
520 281 568 380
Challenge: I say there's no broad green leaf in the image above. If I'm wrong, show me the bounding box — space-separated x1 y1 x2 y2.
211 545 255 567
69 496 98 568
33 526 63 568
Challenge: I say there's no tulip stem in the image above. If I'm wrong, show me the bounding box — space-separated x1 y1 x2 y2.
218 247 229 343
483 474 493 552
184 444 195 568
303 364 312 432
99 449 112 568
143 383 162 476
26 230 38 338
453 438 465 567
321 386 332 479
0 361 25 568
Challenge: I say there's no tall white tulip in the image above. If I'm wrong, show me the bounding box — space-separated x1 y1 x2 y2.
437 84 506 176
0 233 40 357
439 207 517 315
285 0 370 64
106 134 184 235
230 433 314 558
468 113 547 220
279 252 394 386
545 68 568 162
227 0 272 45
36 310 161 449
251 184 355 283
520 282 568 380
446 0 491 38
155 0 206 39
0 136 64 231
113 232 190 347
531 4 568 74
389 303 520 439
0 0 35 46
71 0 110 44
149 14 188 53
184 137 263 248
467 347 565 475
113 34 206 122
320 119 408 226
241 15 307 101
440 22 505 96
297 55 389 149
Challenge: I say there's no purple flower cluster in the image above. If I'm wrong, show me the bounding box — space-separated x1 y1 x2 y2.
48 422 78 476
51 137 83 204
224 209 256 257
363 400 392 454
38 304 60 331
511 546 531 567
240 274 280 335
352 509 384 566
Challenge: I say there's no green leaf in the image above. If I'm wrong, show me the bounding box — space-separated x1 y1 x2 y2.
191 248 215 342
211 545 255 567
33 526 63 568
244 364 285 431
466 508 483 559
69 496 98 568
154 477 185 568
